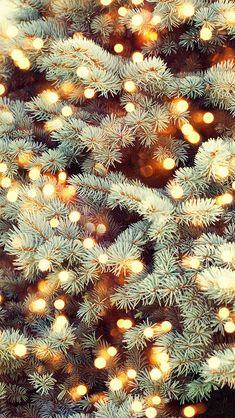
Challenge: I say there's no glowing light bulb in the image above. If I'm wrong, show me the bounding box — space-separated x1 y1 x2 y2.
13 344 27 357
107 346 117 357
61 105 73 117
224 321 235 333
118 7 127 17
145 407 157 418
189 257 200 269
124 80 136 93
32 38 44 50
200 27 212 40
110 377 123 391
132 400 143 412
221 249 233 262
152 395 161 405
58 270 70 282
215 166 229 178
117 318 133 329
163 157 175 170
76 384 87 396
38 258 51 272
161 321 172 332
175 99 189 113
132 52 144 62
127 369 137 379
96 223 107 234
150 368 162 381
50 218 59 228
0 163 7 173
225 10 235 24
17 57 31 70
183 406 196 417
130 260 144 273
30 298 46 312
58 171 67 183
179 3 195 18
54 299 65 310
98 253 109 264
10 49 23 60
29 167 41 180
94 357 106 369
43 184 55 196
76 66 90 78
0 84 5 96
143 327 154 338
45 91 59 104
187 131 200 144
207 356 220 369
151 15 161 24
132 0 143 4
131 14 144 26
100 0 112 5
217 192 233 206
1 177 11 188
203 112 214 124
53 315 68 332
170 184 184 199
83 237 95 249
6 25 18 38
125 102 136 112
218 307 230 319
6 189 18 202
69 211 81 223
114 43 124 53
181 123 194 135
84 88 95 99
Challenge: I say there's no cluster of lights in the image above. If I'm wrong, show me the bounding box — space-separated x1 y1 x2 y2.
94 346 118 369
181 123 201 144
10 48 30 70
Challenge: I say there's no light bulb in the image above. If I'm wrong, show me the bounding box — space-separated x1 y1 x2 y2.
1 177 11 188
43 184 55 196
38 258 51 272
84 88 95 99
0 84 5 96
61 106 73 117
110 377 123 391
94 357 106 369
175 99 189 113
161 321 172 332
183 406 196 417
123 319 133 329
170 184 184 199
130 260 144 273
98 253 109 264
215 166 229 178
7 190 18 202
30 298 46 312
6 25 18 38
131 400 143 412
132 52 144 62
127 369 137 379
181 123 194 135
150 368 162 381
179 3 195 18
163 157 175 170
224 321 235 333
200 27 212 40
218 307 230 319
69 211 81 222
58 270 70 282
50 218 59 228
0 163 7 173
53 315 68 332
13 344 27 357
203 112 214 124
96 223 107 234
100 0 112 5
114 43 124 53
58 171 67 182
143 327 154 339
76 66 90 78
44 91 59 104
118 7 127 17
16 57 31 70
107 346 117 357
29 167 41 180
76 384 87 396
151 15 161 24
124 80 136 93
32 38 44 50
217 193 233 206
132 0 143 4
83 238 95 249
158 352 169 363
152 395 161 405
10 49 24 60
189 257 200 269
54 299 65 310
145 407 157 418
207 356 220 369
187 131 200 144
131 14 144 26
125 102 136 112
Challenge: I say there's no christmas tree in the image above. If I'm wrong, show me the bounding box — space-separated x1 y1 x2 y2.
0 0 234 417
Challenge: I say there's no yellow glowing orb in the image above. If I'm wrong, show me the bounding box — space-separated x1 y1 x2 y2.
207 356 220 369
50 218 59 228
17 57 31 70
224 321 235 333
151 15 161 25
125 102 136 112
161 321 172 332
1 177 11 188
124 80 136 93
170 184 184 199
98 253 109 264
30 298 46 312
32 38 44 50
145 407 157 418
10 48 23 60
179 3 195 18
6 190 18 202
150 368 162 381
58 270 70 282
131 400 143 412
175 99 189 113
0 162 7 173
218 307 230 319
183 405 196 417
76 384 87 396
163 157 175 170
114 43 124 53
200 27 212 40
132 51 144 62
130 259 144 273
118 7 127 17
76 66 90 79
43 184 55 196
187 131 200 144
152 395 161 405
0 84 5 95
143 326 154 339
181 123 194 135
83 237 95 249
110 377 123 391
107 346 117 357
100 0 112 5
203 112 214 124
132 14 144 26
69 210 81 222
13 344 27 357
54 299 65 310
6 25 18 38
127 369 137 379
61 106 73 117
53 315 69 332
84 88 95 99
38 258 51 272
94 357 106 369
29 167 41 180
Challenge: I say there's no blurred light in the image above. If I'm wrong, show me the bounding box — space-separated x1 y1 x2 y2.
44 91 59 104
175 99 189 113
232 181 235 190
54 299 65 310
10 48 23 60
118 7 127 16
98 253 109 264
131 400 143 412
58 270 69 282
187 131 200 144
224 321 235 333
27 189 37 198
117 318 133 329
161 321 172 332
84 88 95 99
96 223 107 234
145 407 157 418
158 352 169 363
207 356 220 369
107 346 117 357
225 10 235 24
53 315 68 332
110 377 123 391
77 66 90 78
83 237 95 249
127 369 137 379
16 57 31 70
163 157 175 170
130 259 144 273
132 51 144 62
7 189 18 202
38 258 51 272
1 177 11 188
100 0 112 5
43 184 55 196
61 105 73 117
69 210 81 222
170 184 184 199
0 162 7 173
29 167 41 180
58 171 67 182
200 27 212 40
114 43 124 53
124 80 136 92
218 307 230 319
214 166 229 178
221 249 233 262
146 31 158 41
181 123 194 135
30 298 46 312
125 102 136 112
151 15 161 24
76 384 87 396
50 218 59 228
32 38 44 50
0 84 5 95
13 344 27 357
6 25 18 38
143 327 154 339
203 112 214 124
150 367 162 381
94 357 106 369
132 14 144 26
179 3 195 18
217 192 233 206
132 0 143 4
183 406 196 417
152 395 161 405
189 257 200 269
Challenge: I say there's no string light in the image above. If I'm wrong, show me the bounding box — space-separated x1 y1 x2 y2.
0 84 5 95
1 177 11 188
50 218 59 228
181 123 194 135
224 321 235 333
132 52 144 62
53 315 69 332
43 184 55 196
118 7 128 16
131 400 143 412
151 15 161 24
100 0 112 5
203 112 214 124
221 249 233 262
132 0 143 4
69 211 81 223
107 346 117 357
132 14 144 26
152 395 161 405
10 49 23 60
96 223 107 234
61 105 73 117
30 298 46 313
117 318 133 329
161 321 172 332
214 166 229 179
84 88 95 99
150 367 162 381
187 131 200 144
16 57 31 70
145 407 157 418
6 25 18 38
77 66 90 78
32 38 44 50
76 384 87 396
0 163 7 173
114 43 124 53
125 102 136 112
143 326 154 339
207 356 220 369
110 377 123 391
124 80 136 93
163 157 175 170
179 3 195 18
38 258 51 272
29 167 41 180
170 184 184 199
58 171 67 183
44 91 59 104
127 369 137 379
188 257 200 269
158 352 169 363
130 259 144 273
83 237 95 249
58 270 70 282
183 406 196 417
94 357 107 369
98 253 109 264
13 344 27 357
218 307 230 319
200 27 212 40
54 299 65 310
217 192 233 206
6 189 18 202
175 99 189 113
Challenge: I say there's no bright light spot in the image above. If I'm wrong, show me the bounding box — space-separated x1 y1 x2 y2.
189 257 200 269
163 157 175 170
118 7 127 16
175 99 189 113
29 167 41 180
187 131 200 144
200 27 212 40
127 369 137 379
38 258 51 272
143 326 154 339
69 210 81 223
13 344 27 357
107 346 117 357
170 184 184 199
218 307 230 319
94 356 107 369
221 249 233 262
27 189 37 199
10 49 23 60
0 162 7 173
100 0 112 5
84 88 95 99
224 321 235 333
114 43 124 53
76 384 87 396
183 406 196 417
96 223 106 234
132 14 144 26
145 407 157 418
0 84 5 95
217 192 233 206
76 66 90 79
161 321 172 332
150 367 162 381
130 259 144 273
124 80 136 93
50 217 59 228
58 171 67 182
132 0 143 4
151 15 161 24
83 237 95 249
1 177 11 188
207 356 220 369
6 25 18 38
44 91 59 104
43 184 55 196
132 51 144 62
30 298 46 313
152 395 161 405
110 377 123 391
179 3 195 18
6 189 18 202
117 318 133 329
54 299 65 310
181 123 194 135
125 102 136 112
58 270 70 282
203 112 214 124
16 57 31 70
98 253 109 264
53 315 69 332
61 106 73 117
131 400 143 412
32 38 44 50
214 166 229 179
